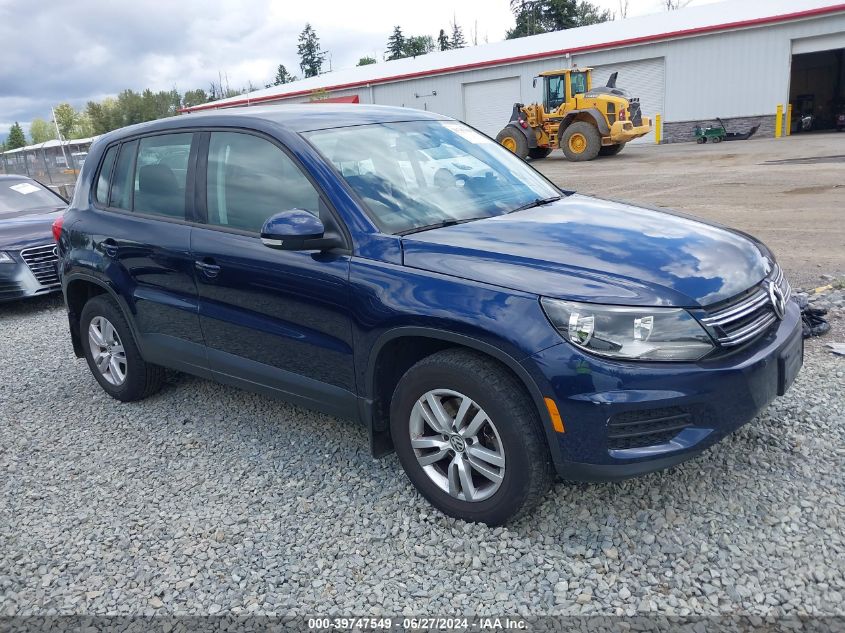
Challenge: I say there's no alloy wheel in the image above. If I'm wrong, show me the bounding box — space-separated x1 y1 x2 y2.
409 389 506 502
88 316 127 386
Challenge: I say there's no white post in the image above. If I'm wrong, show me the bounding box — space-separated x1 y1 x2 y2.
51 106 70 169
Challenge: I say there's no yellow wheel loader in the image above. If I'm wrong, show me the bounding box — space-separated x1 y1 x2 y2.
496 68 652 162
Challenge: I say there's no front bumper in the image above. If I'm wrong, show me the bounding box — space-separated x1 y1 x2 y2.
523 299 803 481
0 251 60 302
609 117 652 143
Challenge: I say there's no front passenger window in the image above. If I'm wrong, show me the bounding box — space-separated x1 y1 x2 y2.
206 132 320 233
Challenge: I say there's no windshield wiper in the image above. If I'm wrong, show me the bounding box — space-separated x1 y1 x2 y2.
508 195 562 214
397 217 488 236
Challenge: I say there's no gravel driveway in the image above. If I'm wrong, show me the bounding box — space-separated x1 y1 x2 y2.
2 295 843 617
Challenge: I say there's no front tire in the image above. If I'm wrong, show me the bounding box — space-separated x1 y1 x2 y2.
80 295 164 402
496 126 529 159
560 122 602 161
390 349 553 525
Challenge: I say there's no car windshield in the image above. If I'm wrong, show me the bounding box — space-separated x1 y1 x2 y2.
304 120 560 234
0 180 65 214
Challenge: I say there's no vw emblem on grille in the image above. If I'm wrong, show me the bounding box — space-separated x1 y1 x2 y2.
767 282 786 320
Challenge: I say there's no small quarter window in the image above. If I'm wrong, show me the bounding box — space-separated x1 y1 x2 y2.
95 146 118 205
109 140 138 211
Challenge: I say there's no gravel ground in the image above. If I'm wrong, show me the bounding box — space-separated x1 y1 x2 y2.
1 295 844 618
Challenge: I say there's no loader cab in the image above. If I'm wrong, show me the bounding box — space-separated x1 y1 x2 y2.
540 68 592 112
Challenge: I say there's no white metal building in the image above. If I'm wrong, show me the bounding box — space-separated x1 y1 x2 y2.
181 0 845 143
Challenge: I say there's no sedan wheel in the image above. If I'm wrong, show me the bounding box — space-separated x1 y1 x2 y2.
88 316 127 385
410 389 505 502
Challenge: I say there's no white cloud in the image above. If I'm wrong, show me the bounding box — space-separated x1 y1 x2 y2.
0 0 722 137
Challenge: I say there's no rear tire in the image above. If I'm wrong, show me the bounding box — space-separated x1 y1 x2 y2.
528 147 552 160
80 295 164 402
560 122 602 161
390 349 553 525
598 143 625 157
496 126 529 159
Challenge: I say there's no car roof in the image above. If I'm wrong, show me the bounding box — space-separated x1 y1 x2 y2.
0 175 31 182
100 104 452 142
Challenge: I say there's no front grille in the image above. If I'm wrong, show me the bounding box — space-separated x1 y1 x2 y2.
20 244 60 288
608 406 693 450
700 264 791 348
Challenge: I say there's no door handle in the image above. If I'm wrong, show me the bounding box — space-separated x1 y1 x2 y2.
194 259 221 279
102 239 118 258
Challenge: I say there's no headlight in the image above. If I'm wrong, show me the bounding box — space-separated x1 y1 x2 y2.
541 298 715 361
0 252 14 264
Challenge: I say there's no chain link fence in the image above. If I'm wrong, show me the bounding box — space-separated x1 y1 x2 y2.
0 137 96 198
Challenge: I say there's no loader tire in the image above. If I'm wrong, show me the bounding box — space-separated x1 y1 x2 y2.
528 147 552 160
598 143 625 157
561 122 601 161
496 127 529 159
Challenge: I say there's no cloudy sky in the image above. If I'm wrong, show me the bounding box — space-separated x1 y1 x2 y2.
0 0 720 140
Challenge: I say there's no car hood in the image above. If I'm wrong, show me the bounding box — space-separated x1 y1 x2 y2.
0 207 63 250
401 195 769 308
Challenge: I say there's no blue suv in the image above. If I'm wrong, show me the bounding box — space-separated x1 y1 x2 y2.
57 105 802 525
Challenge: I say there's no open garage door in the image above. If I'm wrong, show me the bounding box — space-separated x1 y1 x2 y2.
790 35 845 132
462 77 521 137
590 58 665 144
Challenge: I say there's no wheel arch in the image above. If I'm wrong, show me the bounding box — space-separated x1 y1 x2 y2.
558 109 610 138
364 327 557 460
64 274 138 359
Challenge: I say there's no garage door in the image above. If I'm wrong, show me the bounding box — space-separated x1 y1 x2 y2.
590 58 665 144
462 77 522 137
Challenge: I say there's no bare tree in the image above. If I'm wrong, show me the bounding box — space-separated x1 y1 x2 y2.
665 0 692 9
618 0 629 18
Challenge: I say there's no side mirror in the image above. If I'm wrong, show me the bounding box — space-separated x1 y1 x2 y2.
260 209 343 251
532 77 537 88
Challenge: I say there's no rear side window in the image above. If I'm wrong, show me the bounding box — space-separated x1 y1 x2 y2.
95 146 118 205
205 132 320 233
109 140 138 210
133 134 193 219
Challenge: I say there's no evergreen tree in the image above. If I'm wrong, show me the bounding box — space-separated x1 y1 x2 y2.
357 56 376 66
450 20 466 48
386 26 406 60
7 122 26 149
272 64 295 86
297 24 325 78
507 0 611 39
437 29 450 51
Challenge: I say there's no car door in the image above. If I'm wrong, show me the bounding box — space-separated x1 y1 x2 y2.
190 130 356 416
84 133 205 371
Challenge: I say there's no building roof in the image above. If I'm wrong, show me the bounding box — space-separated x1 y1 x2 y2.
1 136 96 156
182 0 845 113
